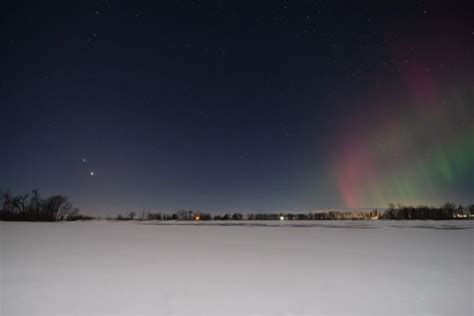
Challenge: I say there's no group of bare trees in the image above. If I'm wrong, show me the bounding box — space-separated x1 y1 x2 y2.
129 210 380 222
0 190 91 221
3 191 473 222
112 209 374 221
115 204 473 222
381 203 474 220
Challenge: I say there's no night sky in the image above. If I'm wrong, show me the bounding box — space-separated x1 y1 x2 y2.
2 1 473 215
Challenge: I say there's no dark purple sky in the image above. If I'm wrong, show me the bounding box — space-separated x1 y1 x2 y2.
2 1 473 214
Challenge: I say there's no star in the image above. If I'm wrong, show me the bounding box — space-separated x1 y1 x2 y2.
82 158 87 162
90 171 95 176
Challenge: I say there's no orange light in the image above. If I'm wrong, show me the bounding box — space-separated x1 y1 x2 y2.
195 216 200 221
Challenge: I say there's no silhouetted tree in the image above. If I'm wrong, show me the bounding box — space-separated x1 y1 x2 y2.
0 189 86 221
469 205 474 216
232 213 243 220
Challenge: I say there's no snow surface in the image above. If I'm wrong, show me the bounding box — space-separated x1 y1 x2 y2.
1 220 473 316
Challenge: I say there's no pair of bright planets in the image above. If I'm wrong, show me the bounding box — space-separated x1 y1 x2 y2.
82 158 95 176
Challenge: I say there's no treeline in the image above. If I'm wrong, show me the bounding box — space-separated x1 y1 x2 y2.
381 203 474 220
123 209 381 221
114 205 473 221
0 190 92 221
2 190 473 222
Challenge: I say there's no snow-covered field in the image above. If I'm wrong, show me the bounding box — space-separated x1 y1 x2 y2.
1 220 473 315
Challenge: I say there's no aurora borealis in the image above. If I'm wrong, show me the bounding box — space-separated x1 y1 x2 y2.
332 14 473 208
334 89 473 208
1 1 473 214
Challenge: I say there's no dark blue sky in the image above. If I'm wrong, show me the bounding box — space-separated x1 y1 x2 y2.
2 1 473 214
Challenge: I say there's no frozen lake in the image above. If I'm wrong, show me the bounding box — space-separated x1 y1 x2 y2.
1 220 473 315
